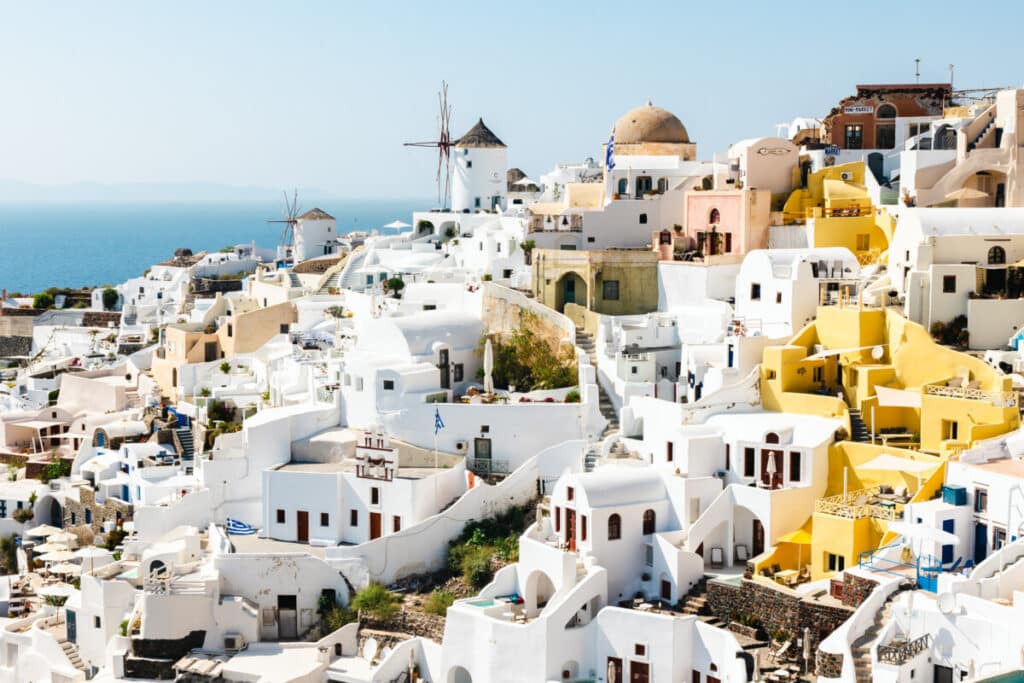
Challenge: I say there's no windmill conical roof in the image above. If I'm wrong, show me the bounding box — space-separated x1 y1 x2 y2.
454 119 506 149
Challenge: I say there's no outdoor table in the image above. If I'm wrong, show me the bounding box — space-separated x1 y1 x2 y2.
774 569 798 586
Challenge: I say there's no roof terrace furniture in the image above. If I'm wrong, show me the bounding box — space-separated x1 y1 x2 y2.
710 546 724 569
735 544 749 562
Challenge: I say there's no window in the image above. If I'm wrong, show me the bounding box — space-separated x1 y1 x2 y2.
709 208 720 224
608 513 621 540
227 324 233 337
844 124 863 149
371 487 380 505
644 544 653 567
750 283 761 301
642 509 655 535
480 425 490 434
639 213 648 225
827 553 846 572
320 512 329 526
453 364 464 382
393 516 401 532
775 292 782 304
567 486 574 502
587 236 596 243
423 304 437 311
602 280 620 301
943 275 957 293
554 506 561 532
989 246 1006 265
276 509 285 524
355 377 364 391
617 178 628 195
350 509 358 526
877 104 897 119
581 515 588 542
95 616 101 628
635 644 646 656
790 451 802 482
382 380 395 391
666 441 674 462
744 447 755 477
813 366 824 383
279 324 289 334
725 444 731 470
856 234 870 251
474 197 481 208
975 488 989 514
724 232 732 253
466 160 472 168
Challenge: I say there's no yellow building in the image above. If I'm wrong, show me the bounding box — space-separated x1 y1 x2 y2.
151 295 296 397
531 248 659 315
755 304 1019 580
782 161 894 264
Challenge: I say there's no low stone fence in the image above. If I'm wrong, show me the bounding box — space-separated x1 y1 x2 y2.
362 609 446 642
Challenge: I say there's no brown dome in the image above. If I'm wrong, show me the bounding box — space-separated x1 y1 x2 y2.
613 102 689 144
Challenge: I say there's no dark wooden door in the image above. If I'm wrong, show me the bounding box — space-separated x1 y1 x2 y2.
370 512 382 540
661 580 672 602
566 509 576 552
204 342 218 362
296 511 309 543
630 661 649 683
753 519 765 557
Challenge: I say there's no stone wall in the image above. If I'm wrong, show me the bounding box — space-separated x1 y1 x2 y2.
705 578 853 673
62 485 132 534
815 650 843 678
0 336 32 358
481 282 575 353
841 572 878 608
363 609 446 642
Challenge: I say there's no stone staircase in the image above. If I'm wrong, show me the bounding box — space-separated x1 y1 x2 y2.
339 248 369 291
318 269 342 294
175 426 195 461
681 576 709 616
849 409 870 443
58 638 89 676
288 272 303 289
967 117 997 152
576 331 620 472
851 585 912 683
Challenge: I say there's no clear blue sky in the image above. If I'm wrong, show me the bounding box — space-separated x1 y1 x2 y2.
2 1 1021 199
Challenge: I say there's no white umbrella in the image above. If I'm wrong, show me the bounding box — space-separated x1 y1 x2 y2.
513 178 538 188
945 187 989 201
24 524 63 538
37 550 76 563
383 220 411 230
483 339 494 395
38 582 75 598
31 541 70 554
75 546 113 573
46 532 78 546
49 563 81 576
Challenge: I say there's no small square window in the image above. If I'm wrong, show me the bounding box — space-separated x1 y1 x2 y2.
382 379 395 391
943 275 956 293
750 283 761 301
639 213 648 225
466 160 472 168
393 516 402 532
371 487 380 505
567 486 574 501
587 236 596 243
480 425 490 434
280 324 289 334
320 512 329 526
453 364 464 382
635 643 646 656
603 280 620 300
276 509 285 524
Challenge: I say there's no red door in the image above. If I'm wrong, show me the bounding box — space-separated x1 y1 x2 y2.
370 512 382 540
296 511 309 543
630 661 649 683
566 509 577 552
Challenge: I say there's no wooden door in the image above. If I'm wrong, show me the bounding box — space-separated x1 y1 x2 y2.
660 579 672 602
296 510 309 543
566 509 577 552
753 519 765 557
630 661 649 683
370 512 382 540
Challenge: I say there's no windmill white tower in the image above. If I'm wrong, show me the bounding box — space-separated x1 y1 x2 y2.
451 119 507 214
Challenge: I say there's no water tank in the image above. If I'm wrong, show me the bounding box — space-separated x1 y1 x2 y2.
942 485 967 506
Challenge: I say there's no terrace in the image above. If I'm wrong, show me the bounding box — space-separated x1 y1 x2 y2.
814 486 910 521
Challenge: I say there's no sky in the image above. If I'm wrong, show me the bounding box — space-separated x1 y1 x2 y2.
1 1 1022 200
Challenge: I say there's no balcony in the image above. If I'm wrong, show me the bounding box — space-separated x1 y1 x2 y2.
878 633 931 665
528 214 583 233
923 382 1017 408
469 458 509 477
815 486 907 520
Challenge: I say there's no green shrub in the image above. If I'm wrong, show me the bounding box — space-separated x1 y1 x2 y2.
40 459 71 483
459 545 493 588
0 535 19 573
481 318 576 391
563 389 581 403
120 619 129 637
33 292 54 309
351 583 400 621
320 605 357 635
424 589 455 616
12 507 34 524
101 287 119 311
219 361 231 374
104 528 128 551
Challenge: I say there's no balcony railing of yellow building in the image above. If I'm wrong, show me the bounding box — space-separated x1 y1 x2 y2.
815 486 901 520
924 383 1018 408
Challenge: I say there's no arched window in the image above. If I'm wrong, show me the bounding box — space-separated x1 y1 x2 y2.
876 104 897 119
657 177 668 193
765 432 780 444
709 208 721 225
989 246 1006 264
608 513 621 540
642 509 656 535
617 178 628 195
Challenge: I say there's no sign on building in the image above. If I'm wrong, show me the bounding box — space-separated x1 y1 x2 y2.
824 145 840 156
843 105 874 115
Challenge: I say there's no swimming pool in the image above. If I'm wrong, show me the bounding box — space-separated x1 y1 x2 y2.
978 671 1024 682
467 598 497 608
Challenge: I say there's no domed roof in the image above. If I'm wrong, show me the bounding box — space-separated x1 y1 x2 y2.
613 101 690 145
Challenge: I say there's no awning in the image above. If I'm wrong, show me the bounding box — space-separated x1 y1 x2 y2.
804 344 886 361
889 521 959 545
875 386 922 408
859 454 937 474
777 523 813 545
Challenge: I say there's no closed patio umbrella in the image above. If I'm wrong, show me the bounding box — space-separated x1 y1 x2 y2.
383 220 411 231
483 338 494 395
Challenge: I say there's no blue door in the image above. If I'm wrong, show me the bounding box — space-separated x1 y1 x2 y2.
942 519 955 564
974 522 988 564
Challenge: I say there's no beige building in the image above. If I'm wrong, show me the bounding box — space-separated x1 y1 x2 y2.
151 295 296 397
531 248 659 315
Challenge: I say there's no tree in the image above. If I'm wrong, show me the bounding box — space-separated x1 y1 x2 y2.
384 277 405 297
480 318 576 391
101 287 119 311
33 292 54 309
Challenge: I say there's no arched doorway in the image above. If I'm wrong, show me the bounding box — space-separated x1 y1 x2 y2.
524 570 557 617
448 665 473 683
875 104 896 149
986 243 1009 293
555 272 587 313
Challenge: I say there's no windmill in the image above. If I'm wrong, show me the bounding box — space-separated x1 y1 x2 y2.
267 189 301 258
404 81 454 208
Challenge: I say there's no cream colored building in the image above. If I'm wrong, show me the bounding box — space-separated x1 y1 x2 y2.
531 248 659 315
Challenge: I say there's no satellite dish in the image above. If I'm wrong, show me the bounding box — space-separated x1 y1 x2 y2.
937 592 957 614
871 346 884 360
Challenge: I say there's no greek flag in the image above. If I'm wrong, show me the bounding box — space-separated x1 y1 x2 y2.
434 407 445 434
225 518 256 536
605 129 615 171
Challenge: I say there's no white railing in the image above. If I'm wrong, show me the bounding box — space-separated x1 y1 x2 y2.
925 384 1018 407
815 486 898 520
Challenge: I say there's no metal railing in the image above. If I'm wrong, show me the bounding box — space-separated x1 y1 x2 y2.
815 486 899 520
469 459 509 476
924 383 1017 408
878 633 931 665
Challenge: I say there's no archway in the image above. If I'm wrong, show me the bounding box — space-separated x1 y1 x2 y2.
524 569 557 617
555 272 587 313
448 665 472 683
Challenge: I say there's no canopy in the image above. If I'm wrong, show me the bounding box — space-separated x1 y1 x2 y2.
513 177 538 187
859 454 936 474
945 187 989 201
875 386 922 408
383 220 411 230
74 546 112 559
888 521 959 545
24 524 63 538
49 562 81 576
777 527 812 545
38 582 75 598
46 532 78 545
32 541 70 554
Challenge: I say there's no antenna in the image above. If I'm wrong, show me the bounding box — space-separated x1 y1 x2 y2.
914 58 921 83
949 63 955 88
267 189 301 254
404 81 454 208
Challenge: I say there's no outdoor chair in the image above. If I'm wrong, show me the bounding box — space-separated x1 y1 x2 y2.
771 564 782 575
710 546 724 569
735 544 749 563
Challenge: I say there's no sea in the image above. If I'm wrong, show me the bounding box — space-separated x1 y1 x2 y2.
0 199 428 294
